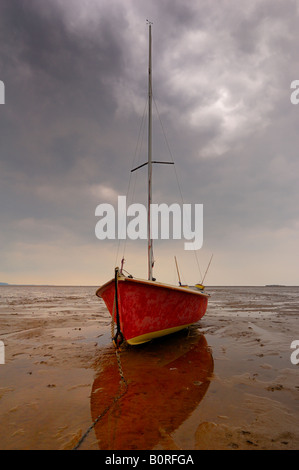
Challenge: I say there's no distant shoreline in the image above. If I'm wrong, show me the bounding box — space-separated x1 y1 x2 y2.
265 284 286 287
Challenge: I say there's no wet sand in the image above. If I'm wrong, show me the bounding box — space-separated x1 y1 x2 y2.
0 285 298 450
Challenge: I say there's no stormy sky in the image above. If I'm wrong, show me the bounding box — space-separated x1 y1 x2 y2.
0 0 298 286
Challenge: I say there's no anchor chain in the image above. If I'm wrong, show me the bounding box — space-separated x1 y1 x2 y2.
72 350 128 450
72 269 127 450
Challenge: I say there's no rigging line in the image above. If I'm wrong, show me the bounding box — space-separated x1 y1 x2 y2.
129 100 148 206
114 97 148 267
153 96 184 203
201 253 213 284
153 96 203 280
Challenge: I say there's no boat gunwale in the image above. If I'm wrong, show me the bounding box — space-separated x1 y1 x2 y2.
96 275 209 298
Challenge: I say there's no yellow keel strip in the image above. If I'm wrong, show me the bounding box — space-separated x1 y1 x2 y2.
127 323 193 345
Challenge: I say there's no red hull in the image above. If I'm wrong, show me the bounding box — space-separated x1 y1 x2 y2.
96 276 209 345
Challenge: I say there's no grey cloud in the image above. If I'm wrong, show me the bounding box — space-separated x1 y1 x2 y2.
0 0 298 284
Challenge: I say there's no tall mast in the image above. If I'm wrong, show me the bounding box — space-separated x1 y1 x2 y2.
147 22 153 280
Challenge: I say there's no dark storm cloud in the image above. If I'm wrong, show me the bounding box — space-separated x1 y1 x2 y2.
0 0 128 242
0 0 125 162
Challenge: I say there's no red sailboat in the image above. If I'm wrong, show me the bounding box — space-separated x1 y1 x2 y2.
96 23 209 346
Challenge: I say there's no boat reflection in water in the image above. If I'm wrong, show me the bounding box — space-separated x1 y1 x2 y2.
90 328 214 450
